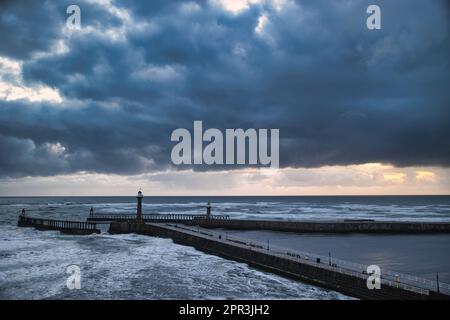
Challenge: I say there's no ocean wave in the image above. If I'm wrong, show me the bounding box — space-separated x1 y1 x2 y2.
0 225 348 299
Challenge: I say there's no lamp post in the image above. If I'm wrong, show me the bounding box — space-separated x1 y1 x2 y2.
437 272 440 293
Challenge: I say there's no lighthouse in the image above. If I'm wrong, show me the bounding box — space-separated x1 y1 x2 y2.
136 189 143 223
206 202 212 219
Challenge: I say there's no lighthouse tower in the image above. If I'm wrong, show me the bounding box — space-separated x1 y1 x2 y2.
136 189 144 223
206 202 212 219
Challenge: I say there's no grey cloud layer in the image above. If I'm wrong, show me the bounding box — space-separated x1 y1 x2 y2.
0 0 449 177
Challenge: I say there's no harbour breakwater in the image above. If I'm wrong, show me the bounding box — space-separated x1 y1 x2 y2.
191 218 450 234
87 213 450 234
109 221 450 300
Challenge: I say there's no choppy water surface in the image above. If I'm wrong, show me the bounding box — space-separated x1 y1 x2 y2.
1 196 450 299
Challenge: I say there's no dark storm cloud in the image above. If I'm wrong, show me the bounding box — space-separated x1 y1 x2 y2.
0 0 449 177
0 1 60 60
0 0 124 60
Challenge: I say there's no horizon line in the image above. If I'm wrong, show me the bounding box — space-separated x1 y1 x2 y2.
1 194 450 198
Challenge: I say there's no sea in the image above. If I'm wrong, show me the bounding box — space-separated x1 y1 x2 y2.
1 195 450 299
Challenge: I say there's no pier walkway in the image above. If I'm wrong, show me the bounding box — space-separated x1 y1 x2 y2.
109 221 450 300
87 213 229 223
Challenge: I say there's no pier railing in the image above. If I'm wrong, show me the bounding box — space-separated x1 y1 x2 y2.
257 241 450 296
167 223 450 296
18 215 100 233
87 213 230 222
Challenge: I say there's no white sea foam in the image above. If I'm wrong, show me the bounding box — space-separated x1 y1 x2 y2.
0 223 349 299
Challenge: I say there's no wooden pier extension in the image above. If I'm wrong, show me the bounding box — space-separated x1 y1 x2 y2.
109 221 450 300
18 216 100 235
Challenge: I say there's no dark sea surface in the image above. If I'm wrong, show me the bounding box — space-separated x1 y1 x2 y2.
1 195 450 299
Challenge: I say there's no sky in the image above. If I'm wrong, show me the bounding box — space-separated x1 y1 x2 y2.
0 0 449 196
